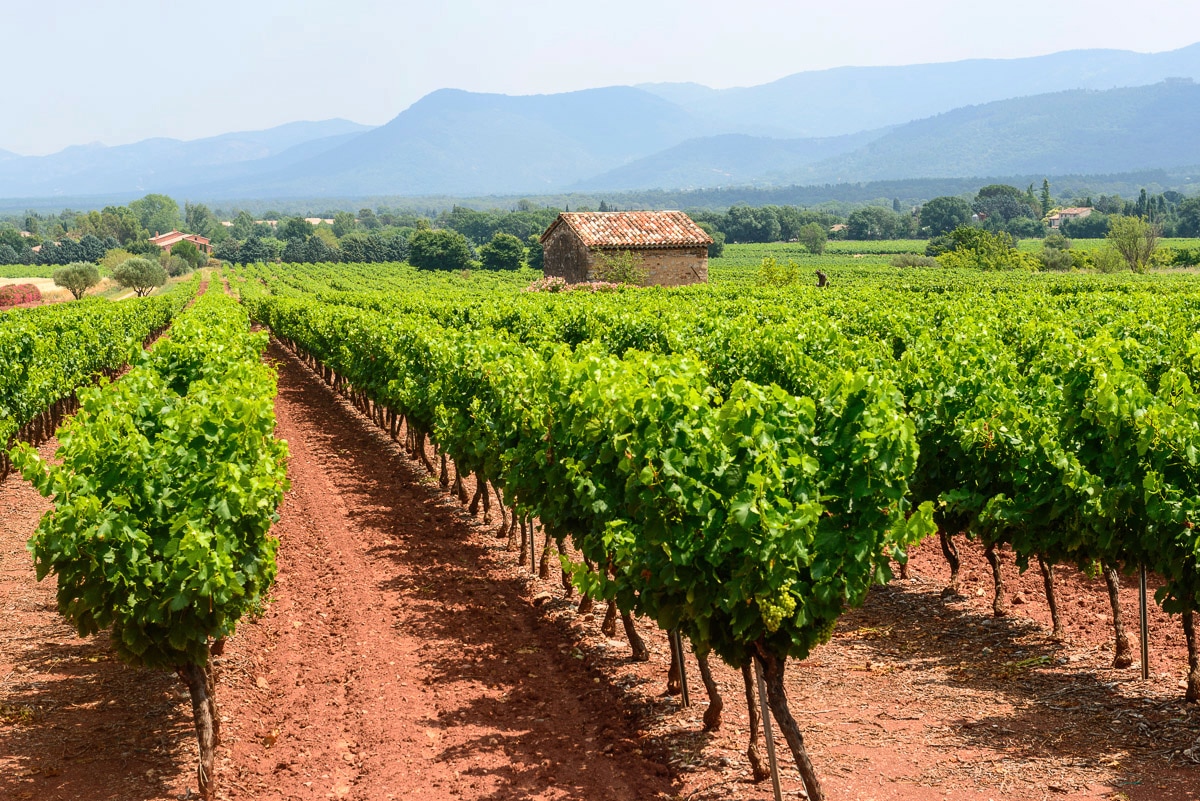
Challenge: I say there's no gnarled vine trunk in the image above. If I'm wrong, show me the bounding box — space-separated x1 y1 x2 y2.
1183 609 1199 703
756 649 823 801
741 662 769 781
1038 556 1064 641
939 530 961 598
180 657 218 800
1104 563 1134 668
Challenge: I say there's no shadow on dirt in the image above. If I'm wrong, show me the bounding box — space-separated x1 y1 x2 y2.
0 632 189 801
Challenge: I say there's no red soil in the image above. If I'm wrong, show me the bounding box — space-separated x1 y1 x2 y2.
1 335 1197 801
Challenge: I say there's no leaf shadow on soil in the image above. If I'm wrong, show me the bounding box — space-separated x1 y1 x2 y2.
0 633 190 801
269 346 678 801
832 580 1200 800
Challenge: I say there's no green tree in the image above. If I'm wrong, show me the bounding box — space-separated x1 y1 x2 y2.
332 211 357 238
919 196 973 237
278 217 313 244
129 194 181 236
526 235 545 271
112 257 168 296
846 206 905 240
1176 197 1200 237
184 202 218 238
170 239 204 270
1106 215 1160 273
408 228 473 271
724 205 782 243
1040 179 1052 217
478 232 525 271
52 262 101 299
358 208 380 230
230 211 259 240
796 222 827 255
695 222 725 258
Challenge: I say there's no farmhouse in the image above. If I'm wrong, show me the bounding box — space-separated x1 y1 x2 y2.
539 211 712 286
1047 207 1094 229
149 230 212 255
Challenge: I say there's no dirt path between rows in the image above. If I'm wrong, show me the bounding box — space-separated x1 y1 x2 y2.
3 328 1199 801
204 340 671 801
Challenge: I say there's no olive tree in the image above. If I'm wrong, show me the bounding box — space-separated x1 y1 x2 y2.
112 257 168 297
53 262 101 300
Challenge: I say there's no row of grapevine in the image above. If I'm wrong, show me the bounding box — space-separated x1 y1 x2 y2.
0 277 198 481
12 284 289 799
240 278 933 800
233 262 1200 796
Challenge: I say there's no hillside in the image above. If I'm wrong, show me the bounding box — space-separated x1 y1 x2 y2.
0 119 372 197
639 43 1200 137
573 129 888 190
202 87 710 197
2 43 1200 200
791 80 1200 183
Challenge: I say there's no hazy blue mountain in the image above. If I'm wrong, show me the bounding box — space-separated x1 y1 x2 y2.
0 119 372 197
3 43 1200 201
785 80 1200 183
639 43 1200 137
575 129 889 190
205 87 711 197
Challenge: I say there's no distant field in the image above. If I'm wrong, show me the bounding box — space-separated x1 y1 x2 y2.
713 238 1200 283
0 265 56 279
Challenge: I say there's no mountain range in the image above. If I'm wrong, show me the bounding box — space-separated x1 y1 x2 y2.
2 43 1199 202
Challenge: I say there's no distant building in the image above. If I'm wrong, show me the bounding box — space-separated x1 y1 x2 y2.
149 230 212 255
829 223 848 233
539 211 712 287
1047 207 1094 229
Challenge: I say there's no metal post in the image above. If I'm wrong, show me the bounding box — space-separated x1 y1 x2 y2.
1139 565 1150 681
672 630 690 708
754 657 783 801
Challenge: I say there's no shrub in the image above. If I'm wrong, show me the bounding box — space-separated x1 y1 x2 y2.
592 250 649 285
756 257 801 286
0 283 41 307
890 254 941 268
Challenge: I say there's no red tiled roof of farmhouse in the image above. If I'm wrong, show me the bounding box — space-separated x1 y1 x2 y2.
541 211 713 248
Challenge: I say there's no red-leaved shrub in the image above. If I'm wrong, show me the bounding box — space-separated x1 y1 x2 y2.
0 283 42 308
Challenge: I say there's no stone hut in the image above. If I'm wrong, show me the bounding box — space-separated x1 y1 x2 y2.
539 211 712 286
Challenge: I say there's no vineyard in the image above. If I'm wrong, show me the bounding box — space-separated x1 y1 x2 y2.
3 259 1200 800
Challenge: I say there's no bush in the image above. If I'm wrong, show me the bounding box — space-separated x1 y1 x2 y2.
890 254 941 268
53 262 101 299
0 283 41 307
756 257 801 286
1091 246 1125 273
934 227 1038 271
170 239 205 270
592 250 649 285
166 255 192 277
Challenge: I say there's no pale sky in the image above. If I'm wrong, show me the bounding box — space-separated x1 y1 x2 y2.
4 0 1198 155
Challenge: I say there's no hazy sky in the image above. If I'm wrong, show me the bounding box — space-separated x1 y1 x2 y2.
4 0 1198 155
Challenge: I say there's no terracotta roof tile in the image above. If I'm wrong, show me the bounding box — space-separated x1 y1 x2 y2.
541 211 712 248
